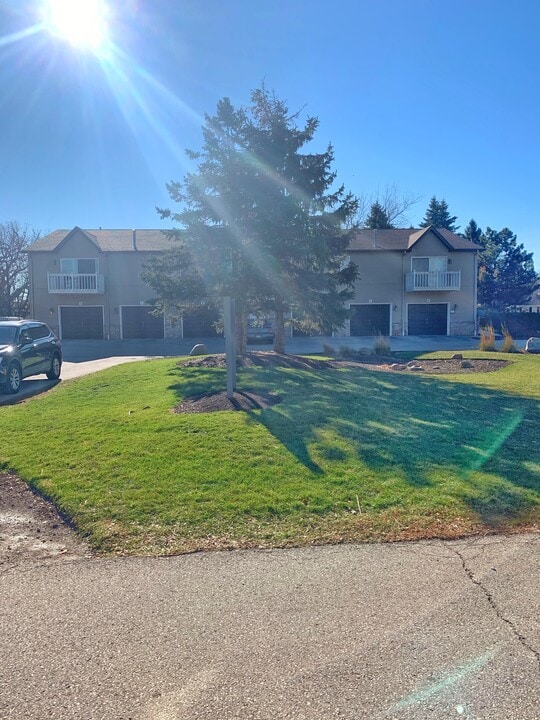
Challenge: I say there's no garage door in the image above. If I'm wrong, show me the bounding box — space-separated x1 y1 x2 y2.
60 306 103 339
350 304 390 336
408 304 448 335
182 307 220 338
121 306 164 339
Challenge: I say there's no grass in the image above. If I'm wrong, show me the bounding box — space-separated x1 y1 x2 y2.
0 352 538 555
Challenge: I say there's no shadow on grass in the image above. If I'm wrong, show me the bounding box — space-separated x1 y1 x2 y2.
168 363 540 526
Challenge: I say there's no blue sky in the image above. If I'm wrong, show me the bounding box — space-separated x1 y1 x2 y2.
1 0 539 267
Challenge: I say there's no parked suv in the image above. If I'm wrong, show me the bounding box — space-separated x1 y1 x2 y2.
0 319 62 394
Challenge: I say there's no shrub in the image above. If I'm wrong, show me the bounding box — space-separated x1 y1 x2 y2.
322 343 335 357
373 333 391 356
479 324 496 351
338 344 357 359
500 324 517 353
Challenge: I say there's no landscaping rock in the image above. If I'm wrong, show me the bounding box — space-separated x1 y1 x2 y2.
525 337 540 354
460 360 473 368
189 343 208 356
451 353 463 360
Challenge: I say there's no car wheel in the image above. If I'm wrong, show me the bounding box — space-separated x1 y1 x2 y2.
46 354 62 380
5 362 22 394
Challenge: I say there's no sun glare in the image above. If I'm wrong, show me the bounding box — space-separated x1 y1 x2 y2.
43 0 110 53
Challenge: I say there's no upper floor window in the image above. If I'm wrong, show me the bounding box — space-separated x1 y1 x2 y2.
60 258 98 274
411 256 447 273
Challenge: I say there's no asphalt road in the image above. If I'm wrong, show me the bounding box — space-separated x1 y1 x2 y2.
1 535 539 719
1 338 538 718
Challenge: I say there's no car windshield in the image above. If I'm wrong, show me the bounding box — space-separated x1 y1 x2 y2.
0 326 17 344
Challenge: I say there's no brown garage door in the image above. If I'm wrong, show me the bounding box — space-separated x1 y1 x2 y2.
408 304 448 335
350 304 390 336
60 306 103 339
121 306 164 339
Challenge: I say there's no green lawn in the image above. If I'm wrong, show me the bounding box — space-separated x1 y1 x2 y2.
0 351 538 555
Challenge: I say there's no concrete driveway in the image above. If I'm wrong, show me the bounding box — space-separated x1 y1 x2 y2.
60 335 489 363
1 535 538 719
0 356 150 406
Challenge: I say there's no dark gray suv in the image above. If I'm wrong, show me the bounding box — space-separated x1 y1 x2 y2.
0 319 62 394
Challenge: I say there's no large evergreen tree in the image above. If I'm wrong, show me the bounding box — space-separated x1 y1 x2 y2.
476 227 536 308
364 201 393 229
150 86 358 353
420 196 459 232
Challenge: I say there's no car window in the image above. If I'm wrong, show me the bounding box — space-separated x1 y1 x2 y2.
0 326 17 344
19 328 33 343
28 324 50 341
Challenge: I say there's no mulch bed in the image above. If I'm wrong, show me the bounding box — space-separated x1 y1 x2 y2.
174 352 510 413
174 390 281 413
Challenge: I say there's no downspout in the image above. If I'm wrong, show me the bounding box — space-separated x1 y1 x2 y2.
105 250 111 340
401 252 405 336
473 251 478 336
28 252 35 319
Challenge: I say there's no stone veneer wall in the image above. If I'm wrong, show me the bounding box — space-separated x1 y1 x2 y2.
449 321 476 336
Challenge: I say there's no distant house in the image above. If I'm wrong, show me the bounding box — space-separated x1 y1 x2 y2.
346 226 481 337
25 226 219 340
506 284 540 314
26 224 481 340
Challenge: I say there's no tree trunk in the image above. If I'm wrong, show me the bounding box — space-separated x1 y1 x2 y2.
273 298 286 354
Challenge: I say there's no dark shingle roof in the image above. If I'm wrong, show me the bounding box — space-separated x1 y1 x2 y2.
28 225 482 255
349 226 482 252
26 227 175 252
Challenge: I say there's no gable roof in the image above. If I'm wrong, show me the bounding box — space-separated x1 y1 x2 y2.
26 227 175 252
349 226 482 252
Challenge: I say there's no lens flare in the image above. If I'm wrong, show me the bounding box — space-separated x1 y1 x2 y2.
43 0 110 53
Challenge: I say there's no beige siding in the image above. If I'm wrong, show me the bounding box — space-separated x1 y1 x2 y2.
28 228 164 339
350 230 477 336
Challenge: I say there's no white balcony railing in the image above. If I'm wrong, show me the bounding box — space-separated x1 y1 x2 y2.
406 270 461 292
48 273 105 294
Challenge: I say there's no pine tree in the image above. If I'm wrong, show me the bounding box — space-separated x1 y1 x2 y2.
420 196 459 232
463 218 482 244
364 202 393 229
477 227 536 308
152 86 359 353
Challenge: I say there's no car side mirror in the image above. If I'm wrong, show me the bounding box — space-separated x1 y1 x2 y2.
20 332 32 344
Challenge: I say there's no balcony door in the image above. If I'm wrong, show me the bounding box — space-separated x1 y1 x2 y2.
411 256 447 273
60 258 98 274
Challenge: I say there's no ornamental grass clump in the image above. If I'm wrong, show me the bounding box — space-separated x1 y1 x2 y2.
500 324 517 353
479 324 496 351
373 333 391 356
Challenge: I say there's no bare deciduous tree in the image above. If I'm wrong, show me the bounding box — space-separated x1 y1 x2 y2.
351 184 422 228
0 221 40 318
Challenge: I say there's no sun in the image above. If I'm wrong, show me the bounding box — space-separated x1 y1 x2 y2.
43 0 110 53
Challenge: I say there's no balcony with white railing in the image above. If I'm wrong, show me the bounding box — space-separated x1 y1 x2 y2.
47 273 105 294
406 270 461 292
